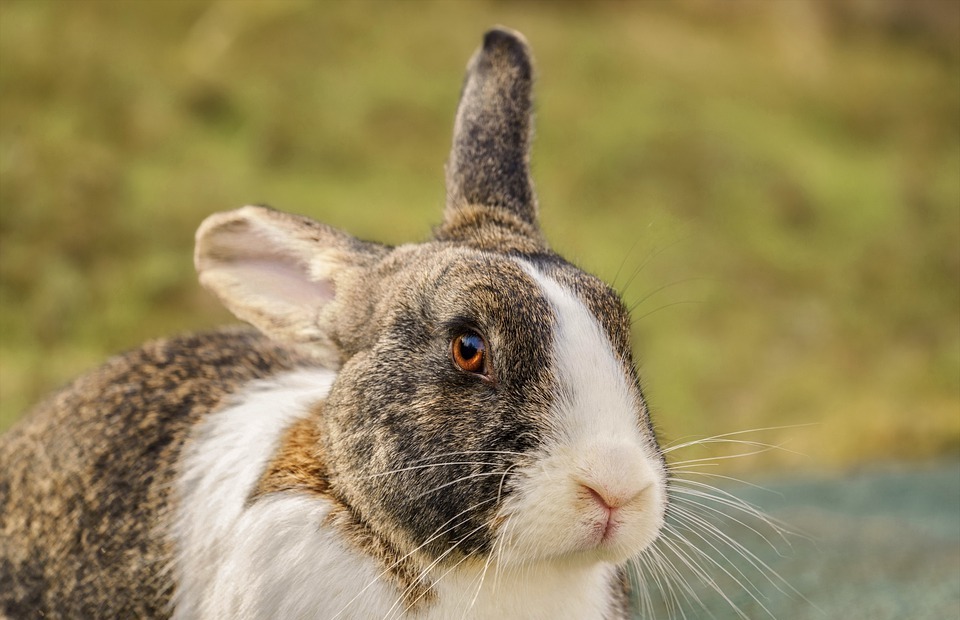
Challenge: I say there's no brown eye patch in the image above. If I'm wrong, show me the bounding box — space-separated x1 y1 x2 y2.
451 331 488 376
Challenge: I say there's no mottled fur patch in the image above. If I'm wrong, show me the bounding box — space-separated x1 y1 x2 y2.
316 249 556 570
435 205 548 254
607 566 633 620
444 29 538 225
0 329 308 618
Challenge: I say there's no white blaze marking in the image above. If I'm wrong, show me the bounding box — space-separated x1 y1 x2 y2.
496 261 666 566
519 263 645 445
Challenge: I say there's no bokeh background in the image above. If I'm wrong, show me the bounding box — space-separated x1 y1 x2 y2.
1 1 957 618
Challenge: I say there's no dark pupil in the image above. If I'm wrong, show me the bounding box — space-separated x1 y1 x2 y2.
459 334 483 361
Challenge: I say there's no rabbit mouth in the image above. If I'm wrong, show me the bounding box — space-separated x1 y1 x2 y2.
488 443 667 567
577 493 664 560
582 483 649 546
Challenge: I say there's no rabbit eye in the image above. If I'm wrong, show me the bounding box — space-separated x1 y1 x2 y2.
451 331 487 376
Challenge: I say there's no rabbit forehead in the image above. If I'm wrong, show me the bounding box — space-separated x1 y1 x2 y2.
379 244 555 341
516 261 645 440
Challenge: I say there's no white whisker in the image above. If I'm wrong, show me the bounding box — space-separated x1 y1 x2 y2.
409 471 514 501
658 529 748 619
357 461 504 480
661 425 816 454
670 494 790 554
384 518 498 620
330 498 497 620
404 450 528 464
669 504 793 599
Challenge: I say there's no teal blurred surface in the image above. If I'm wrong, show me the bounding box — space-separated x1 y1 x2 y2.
637 461 960 619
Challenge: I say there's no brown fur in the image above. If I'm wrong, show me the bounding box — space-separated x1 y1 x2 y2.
252 412 436 612
251 414 331 501
434 204 548 254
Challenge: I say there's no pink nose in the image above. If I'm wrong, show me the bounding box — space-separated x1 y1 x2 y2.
584 484 616 511
581 481 647 511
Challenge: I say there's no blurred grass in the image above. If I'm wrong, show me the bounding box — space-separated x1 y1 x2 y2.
1 0 958 472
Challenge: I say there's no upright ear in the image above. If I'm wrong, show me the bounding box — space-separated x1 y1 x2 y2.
195 205 386 366
438 27 546 250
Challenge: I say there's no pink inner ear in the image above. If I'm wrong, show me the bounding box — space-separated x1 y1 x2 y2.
222 258 335 309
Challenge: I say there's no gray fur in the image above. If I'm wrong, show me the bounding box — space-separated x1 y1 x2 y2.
438 27 549 253
446 28 537 224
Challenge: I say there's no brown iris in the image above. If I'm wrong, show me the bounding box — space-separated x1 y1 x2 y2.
451 331 487 375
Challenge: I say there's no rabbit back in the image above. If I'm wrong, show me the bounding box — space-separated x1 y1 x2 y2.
0 328 310 617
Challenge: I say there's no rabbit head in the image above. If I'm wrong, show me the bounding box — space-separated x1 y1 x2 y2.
194 27 666 576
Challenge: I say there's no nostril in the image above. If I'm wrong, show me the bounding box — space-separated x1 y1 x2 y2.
583 484 613 511
580 481 651 511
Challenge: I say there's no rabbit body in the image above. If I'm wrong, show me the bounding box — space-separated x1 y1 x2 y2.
0 330 305 617
1 28 666 619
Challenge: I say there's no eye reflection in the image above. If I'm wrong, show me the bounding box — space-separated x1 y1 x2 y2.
451 332 486 375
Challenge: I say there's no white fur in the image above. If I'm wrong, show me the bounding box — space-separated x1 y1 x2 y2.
498 263 666 565
424 558 618 620
192 499 621 619
171 364 398 618
171 367 623 619
182 493 401 619
171 369 346 618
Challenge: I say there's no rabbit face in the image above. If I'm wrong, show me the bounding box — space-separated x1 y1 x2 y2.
312 246 665 567
319 249 556 562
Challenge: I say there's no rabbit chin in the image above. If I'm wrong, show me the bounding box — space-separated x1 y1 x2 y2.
493 492 666 568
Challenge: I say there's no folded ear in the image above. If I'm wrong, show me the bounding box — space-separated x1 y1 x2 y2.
195 205 386 366
439 27 546 250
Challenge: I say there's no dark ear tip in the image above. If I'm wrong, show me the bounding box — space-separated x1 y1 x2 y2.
483 26 528 51
481 26 531 67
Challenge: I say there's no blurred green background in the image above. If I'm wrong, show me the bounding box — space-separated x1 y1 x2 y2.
1 1 957 618
2 0 956 469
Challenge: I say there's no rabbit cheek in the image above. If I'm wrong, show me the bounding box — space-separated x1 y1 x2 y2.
319 350 516 564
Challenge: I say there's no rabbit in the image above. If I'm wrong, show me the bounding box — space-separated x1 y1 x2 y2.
1 27 667 619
